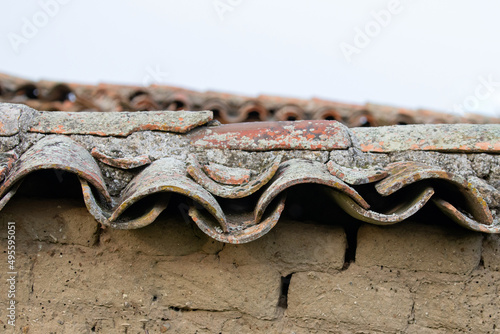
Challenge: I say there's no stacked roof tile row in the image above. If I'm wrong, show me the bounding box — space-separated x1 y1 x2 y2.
1 73 499 126
1 104 499 243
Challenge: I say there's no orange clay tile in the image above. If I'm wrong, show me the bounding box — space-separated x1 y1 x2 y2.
189 120 352 151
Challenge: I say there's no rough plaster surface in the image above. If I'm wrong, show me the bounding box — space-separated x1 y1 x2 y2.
356 222 483 274
0 198 499 333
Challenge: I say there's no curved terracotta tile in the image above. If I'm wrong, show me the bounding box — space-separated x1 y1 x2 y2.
0 180 22 211
80 178 111 225
111 195 171 229
0 136 111 205
347 111 377 127
255 159 369 223
327 160 388 185
189 121 352 151
129 94 161 111
108 158 228 232
201 99 233 123
237 102 268 122
3 73 500 125
327 186 435 225
202 162 253 185
0 152 17 182
312 107 342 122
91 148 151 169
376 162 469 195
187 154 281 198
433 198 500 233
274 105 305 121
376 161 493 225
164 92 193 111
189 194 286 244
80 177 171 229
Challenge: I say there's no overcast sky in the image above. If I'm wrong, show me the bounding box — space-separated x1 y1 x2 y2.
1 0 500 117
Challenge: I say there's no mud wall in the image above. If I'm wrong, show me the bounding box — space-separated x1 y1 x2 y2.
0 196 499 333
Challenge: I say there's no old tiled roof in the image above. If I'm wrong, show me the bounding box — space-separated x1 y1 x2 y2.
1 103 499 243
1 73 500 126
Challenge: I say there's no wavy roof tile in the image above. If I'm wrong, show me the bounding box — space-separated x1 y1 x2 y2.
1 73 500 126
1 103 499 243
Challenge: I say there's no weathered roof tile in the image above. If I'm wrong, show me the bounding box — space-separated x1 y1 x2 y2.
30 110 213 136
0 103 21 136
2 73 499 126
353 124 500 153
189 121 352 151
0 103 499 243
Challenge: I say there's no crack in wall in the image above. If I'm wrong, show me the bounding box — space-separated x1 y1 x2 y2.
342 223 359 270
277 273 293 311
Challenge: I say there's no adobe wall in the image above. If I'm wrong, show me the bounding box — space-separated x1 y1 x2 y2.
0 197 499 334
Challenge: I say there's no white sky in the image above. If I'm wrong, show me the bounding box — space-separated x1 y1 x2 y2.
1 0 500 117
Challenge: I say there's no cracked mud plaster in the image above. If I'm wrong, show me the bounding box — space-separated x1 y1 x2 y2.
3 211 500 333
